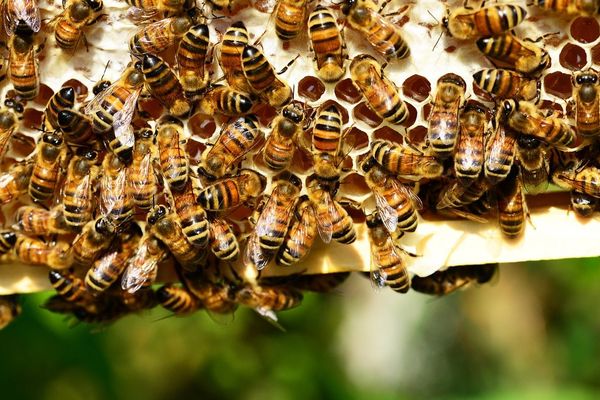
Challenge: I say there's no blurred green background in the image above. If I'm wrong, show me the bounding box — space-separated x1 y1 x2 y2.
3 258 600 400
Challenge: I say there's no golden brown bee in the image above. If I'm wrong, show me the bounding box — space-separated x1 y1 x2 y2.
342 0 409 59
15 205 71 235
554 164 600 198
572 69 600 137
198 85 254 117
7 28 42 100
442 4 527 40
129 12 198 56
0 107 18 159
2 0 41 36
122 231 168 293
0 295 21 330
454 103 487 184
0 230 17 253
125 0 189 19
477 33 550 76
0 162 32 205
312 103 346 183
308 5 345 82
129 128 157 211
571 191 597 217
209 218 240 261
531 0 598 15
361 157 421 234
100 152 134 228
276 195 317 267
29 132 66 203
500 100 575 149
51 0 104 50
186 280 237 314
92 78 111 96
171 178 209 247
411 264 498 296
366 212 410 294
484 118 517 184
241 45 292 108
200 115 263 179
57 109 95 147
307 181 356 244
48 269 93 304
472 69 539 101
15 235 72 269
516 135 550 193
156 115 188 191
263 103 304 171
176 23 210 100
218 21 252 93
235 284 303 315
197 169 266 210
62 148 99 228
497 166 526 238
274 0 307 41
141 54 191 118
71 217 115 266
370 139 444 180
437 177 489 210
349 54 408 125
428 73 466 158
261 272 351 293
42 87 75 131
156 284 201 315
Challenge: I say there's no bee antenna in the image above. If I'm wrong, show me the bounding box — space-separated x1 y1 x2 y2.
432 30 444 52
427 10 439 25
100 60 111 81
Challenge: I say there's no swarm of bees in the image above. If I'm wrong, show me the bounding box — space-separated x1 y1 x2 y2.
0 0 598 330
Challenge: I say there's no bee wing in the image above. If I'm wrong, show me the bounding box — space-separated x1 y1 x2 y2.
315 191 334 244
100 169 127 221
253 307 286 332
113 88 141 148
83 80 120 116
0 172 15 188
243 233 269 270
252 0 278 13
396 180 423 211
369 241 387 290
122 243 158 293
134 18 176 51
373 189 398 234
4 0 41 35
126 6 160 24
130 152 153 196
521 161 550 195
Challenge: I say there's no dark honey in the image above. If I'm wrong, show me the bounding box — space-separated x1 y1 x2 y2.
138 98 164 120
342 202 366 224
34 84 54 106
334 78 362 104
188 113 216 139
289 148 314 175
373 126 403 144
422 104 432 120
544 72 573 99
401 102 417 128
402 74 431 102
353 102 382 127
347 127 369 150
23 108 43 130
186 139 206 163
10 133 35 158
254 103 277 126
408 126 428 146
298 76 325 102
340 173 370 197
559 43 587 71
570 17 600 43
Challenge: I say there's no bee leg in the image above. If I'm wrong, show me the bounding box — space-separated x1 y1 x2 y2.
87 14 108 26
277 54 300 75
377 0 390 14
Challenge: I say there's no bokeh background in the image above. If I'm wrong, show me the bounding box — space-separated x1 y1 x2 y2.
3 258 600 400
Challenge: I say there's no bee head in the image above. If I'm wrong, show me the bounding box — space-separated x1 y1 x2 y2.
365 212 382 229
42 132 63 147
147 205 168 225
0 230 16 247
95 217 115 236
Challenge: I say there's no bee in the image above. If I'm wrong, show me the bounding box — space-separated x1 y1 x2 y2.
454 103 487 184
0 107 18 159
156 115 189 191
307 181 356 244
241 45 292 108
209 218 240 261
571 191 597 217
235 284 303 313
129 128 157 211
553 164 600 198
411 264 498 296
312 103 347 184
197 169 266 210
484 118 517 184
516 135 550 193
263 103 305 171
156 284 201 315
71 217 115 266
341 0 409 59
125 0 190 19
245 177 301 270
51 0 104 50
61 148 99 229
442 4 527 40
0 230 17 253
141 54 191 118
472 69 539 101
276 195 317 267
48 270 93 304
477 33 550 76
366 212 410 294
370 139 444 180
0 295 21 330
308 5 345 82
428 74 466 158
171 178 209 247
176 23 210 100
260 272 351 293
147 205 205 270
2 0 41 35
198 85 254 117
497 166 527 238
122 231 168 293
531 0 598 15
273 0 308 41
29 132 66 203
500 100 575 149
15 235 72 269
349 54 408 125
361 157 421 234
57 109 96 147
218 21 252 93
572 69 600 137
42 86 75 131
84 64 144 163
437 177 489 209
200 115 262 179
129 12 198 56
100 152 133 228
7 28 42 100
185 279 237 314
0 162 32 205
0 58 7 83
15 205 71 235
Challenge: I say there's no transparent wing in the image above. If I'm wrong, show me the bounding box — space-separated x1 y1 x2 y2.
374 189 398 234
243 233 269 270
126 6 160 24
4 0 41 35
131 152 153 196
315 190 334 243
369 242 387 290
133 18 175 52
0 173 15 188
122 242 158 293
113 88 141 146
396 180 423 210
100 168 127 221
253 307 286 331
83 80 120 116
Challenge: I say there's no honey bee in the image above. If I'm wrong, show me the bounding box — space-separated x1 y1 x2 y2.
442 4 527 40
198 85 254 117
51 0 104 50
370 139 444 180
341 0 409 59
218 21 252 93
263 103 304 171
496 166 526 238
48 270 93 304
200 115 263 179
366 212 410 294
171 178 209 247
273 0 308 41
516 135 550 193
62 148 99 228
241 45 292 108
429 74 466 158
7 27 42 100
308 5 345 82
245 177 301 270
484 118 517 184
531 0 598 15
0 162 32 205
197 169 266 210
129 128 157 211
156 115 189 191
15 205 71 235
156 284 201 315
209 218 240 261
0 230 17 253
185 279 237 315
235 284 303 315
42 86 75 132
71 217 115 266
0 295 21 330
312 103 348 184
15 235 72 269
260 271 351 293
122 231 168 293
477 33 550 76
129 12 198 56
57 109 96 147
571 191 597 217
29 132 66 203
2 0 41 36
472 69 539 101
411 264 498 296
454 103 488 184
361 157 422 234
0 107 18 159
276 195 317 266
553 164 600 198
437 177 489 209
349 54 408 125
125 0 190 20
100 152 133 228
307 181 356 244
500 100 575 149
141 54 191 118
176 23 211 100
572 69 600 137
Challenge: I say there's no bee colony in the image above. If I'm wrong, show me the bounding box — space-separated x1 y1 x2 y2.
0 0 600 328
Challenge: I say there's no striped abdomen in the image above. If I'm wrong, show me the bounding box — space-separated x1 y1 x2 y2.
275 0 307 40
172 180 209 247
44 87 75 130
312 104 342 156
209 219 239 261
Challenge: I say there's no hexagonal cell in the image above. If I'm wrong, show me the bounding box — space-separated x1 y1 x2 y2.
188 113 216 139
401 102 418 128
544 71 573 99
138 98 164 120
10 133 36 158
61 79 89 102
343 203 366 224
34 84 54 106
320 99 349 124
253 103 278 126
373 126 403 144
23 108 43 130
289 148 314 175
347 127 369 150
559 43 587 71
402 74 431 102
186 139 206 163
353 102 382 127
407 125 428 147
571 17 600 43
422 103 432 120
334 78 362 104
298 76 325 102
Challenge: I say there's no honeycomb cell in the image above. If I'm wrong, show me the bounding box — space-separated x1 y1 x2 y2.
61 79 88 102
10 133 35 158
334 78 362 104
138 98 164 120
373 126 403 144
353 102 382 127
402 74 431 102
401 102 418 128
570 17 600 44
188 113 216 139
559 43 587 71
289 148 314 175
347 127 369 150
544 71 573 99
23 108 43 130
341 173 370 197
34 84 53 106
344 204 366 224
591 42 600 65
298 76 325 101
408 125 428 146
254 103 278 126
422 103 432 120
186 139 206 163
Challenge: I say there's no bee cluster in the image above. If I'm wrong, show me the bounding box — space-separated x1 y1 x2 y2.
0 0 599 328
